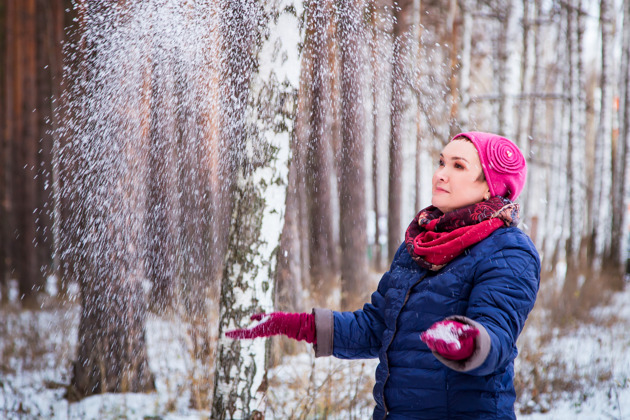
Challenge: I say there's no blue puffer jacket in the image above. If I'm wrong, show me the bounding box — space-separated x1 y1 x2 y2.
313 226 540 419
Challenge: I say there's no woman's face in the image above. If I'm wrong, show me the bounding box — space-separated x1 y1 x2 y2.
431 139 490 213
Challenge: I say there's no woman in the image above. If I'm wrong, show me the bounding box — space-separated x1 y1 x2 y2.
227 132 540 419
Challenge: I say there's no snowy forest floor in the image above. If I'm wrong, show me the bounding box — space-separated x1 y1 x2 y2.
1 276 630 419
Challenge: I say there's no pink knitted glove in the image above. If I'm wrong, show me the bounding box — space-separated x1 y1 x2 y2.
420 320 479 360
225 312 316 344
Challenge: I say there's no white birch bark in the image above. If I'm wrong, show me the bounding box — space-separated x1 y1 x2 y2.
591 0 614 269
497 0 519 138
612 0 630 267
211 0 302 417
566 0 587 262
526 0 544 247
516 0 533 225
543 16 570 272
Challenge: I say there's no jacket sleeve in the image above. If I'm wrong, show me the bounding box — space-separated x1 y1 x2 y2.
313 278 388 359
314 245 406 359
435 242 540 375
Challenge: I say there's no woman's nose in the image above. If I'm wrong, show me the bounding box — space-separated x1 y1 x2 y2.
435 167 447 181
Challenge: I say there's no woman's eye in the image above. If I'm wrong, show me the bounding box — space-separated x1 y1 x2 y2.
455 163 464 169
438 159 444 166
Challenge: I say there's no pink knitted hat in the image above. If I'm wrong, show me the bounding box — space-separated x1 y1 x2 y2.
451 132 527 201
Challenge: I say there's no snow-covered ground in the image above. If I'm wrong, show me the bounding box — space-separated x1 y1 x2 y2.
1 281 630 419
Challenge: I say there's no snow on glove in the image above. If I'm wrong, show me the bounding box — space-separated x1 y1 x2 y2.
225 312 316 344
420 320 479 360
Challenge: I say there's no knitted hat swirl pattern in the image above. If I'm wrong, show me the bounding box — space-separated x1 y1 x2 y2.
452 132 527 201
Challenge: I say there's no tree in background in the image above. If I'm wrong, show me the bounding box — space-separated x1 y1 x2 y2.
336 0 369 310
65 1 155 398
3 0 39 306
590 0 614 272
145 50 179 310
1 0 67 305
611 0 630 283
304 0 338 306
388 0 418 262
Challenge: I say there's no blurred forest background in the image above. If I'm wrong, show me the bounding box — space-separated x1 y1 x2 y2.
1 0 630 417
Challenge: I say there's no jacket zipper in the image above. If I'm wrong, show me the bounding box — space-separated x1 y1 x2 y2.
381 272 428 419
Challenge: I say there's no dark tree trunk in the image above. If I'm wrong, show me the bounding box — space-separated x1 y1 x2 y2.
146 56 178 311
175 73 215 410
34 0 64 284
68 0 155 399
446 0 461 135
370 0 382 272
72 271 155 398
9 0 41 306
1 0 10 303
55 0 80 298
388 0 415 262
336 0 368 310
305 0 338 306
276 140 303 312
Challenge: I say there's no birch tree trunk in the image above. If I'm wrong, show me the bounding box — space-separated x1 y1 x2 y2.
517 0 532 151
610 0 630 276
566 0 587 266
496 0 518 138
543 15 570 274
525 0 543 246
211 0 300 416
559 0 588 316
590 0 614 271
516 0 533 225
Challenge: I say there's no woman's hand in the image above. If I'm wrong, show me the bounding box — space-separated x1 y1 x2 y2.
421 320 479 360
225 312 316 344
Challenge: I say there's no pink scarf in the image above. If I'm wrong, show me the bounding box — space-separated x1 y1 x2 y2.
404 197 519 271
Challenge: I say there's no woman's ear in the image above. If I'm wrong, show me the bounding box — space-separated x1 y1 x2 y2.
483 191 490 201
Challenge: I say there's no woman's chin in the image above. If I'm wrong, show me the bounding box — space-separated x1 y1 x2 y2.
431 199 449 213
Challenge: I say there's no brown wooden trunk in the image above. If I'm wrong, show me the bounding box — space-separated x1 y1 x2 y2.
336 0 368 310
305 0 338 306
276 143 303 312
9 0 41 306
71 273 155 398
34 0 64 283
387 0 414 262
146 57 178 310
68 0 155 399
446 0 460 135
1 0 9 303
